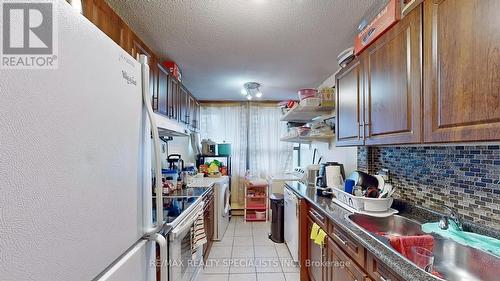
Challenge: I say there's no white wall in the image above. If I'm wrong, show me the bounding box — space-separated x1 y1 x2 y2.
157 136 196 169
300 142 357 177
298 67 358 177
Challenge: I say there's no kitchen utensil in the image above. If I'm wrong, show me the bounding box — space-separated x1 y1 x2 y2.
347 171 379 190
374 175 385 190
167 154 184 171
344 179 356 194
384 184 396 198
201 139 217 155
379 183 394 198
365 186 380 198
410 246 434 273
325 165 343 188
217 141 231 156
316 162 345 188
306 164 320 186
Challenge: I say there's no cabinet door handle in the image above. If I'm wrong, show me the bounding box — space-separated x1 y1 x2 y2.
379 276 390 281
332 231 347 246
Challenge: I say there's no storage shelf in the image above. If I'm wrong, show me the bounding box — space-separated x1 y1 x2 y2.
246 195 267 198
280 104 334 122
244 180 269 222
247 204 267 210
245 214 267 221
280 134 334 144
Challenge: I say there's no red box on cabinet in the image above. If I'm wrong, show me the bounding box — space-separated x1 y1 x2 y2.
354 0 401 55
162 61 182 81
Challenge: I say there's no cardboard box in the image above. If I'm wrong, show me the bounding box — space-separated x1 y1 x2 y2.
354 0 401 55
162 61 182 81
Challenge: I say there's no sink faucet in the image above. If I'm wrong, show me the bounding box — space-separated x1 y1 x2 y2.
438 205 463 230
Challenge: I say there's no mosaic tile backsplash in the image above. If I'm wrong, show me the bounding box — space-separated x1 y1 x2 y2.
357 145 500 230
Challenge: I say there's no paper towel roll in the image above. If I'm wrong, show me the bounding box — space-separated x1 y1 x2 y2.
326 165 342 187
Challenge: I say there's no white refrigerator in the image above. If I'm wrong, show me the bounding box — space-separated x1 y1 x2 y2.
0 2 168 281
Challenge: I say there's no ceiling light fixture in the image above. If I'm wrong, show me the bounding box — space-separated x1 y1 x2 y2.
241 82 262 100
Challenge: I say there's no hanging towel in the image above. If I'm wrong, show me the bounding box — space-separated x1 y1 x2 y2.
314 229 327 246
310 223 320 240
389 234 434 259
191 209 207 258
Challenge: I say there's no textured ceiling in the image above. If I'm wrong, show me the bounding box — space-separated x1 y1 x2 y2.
106 0 380 101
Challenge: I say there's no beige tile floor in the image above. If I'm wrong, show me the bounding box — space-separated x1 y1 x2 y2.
195 217 300 281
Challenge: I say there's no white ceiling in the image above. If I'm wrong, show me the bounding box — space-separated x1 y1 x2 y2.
106 0 380 101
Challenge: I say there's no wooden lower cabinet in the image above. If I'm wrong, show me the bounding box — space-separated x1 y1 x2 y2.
307 216 325 281
203 190 214 262
325 236 369 281
304 203 405 281
366 253 403 281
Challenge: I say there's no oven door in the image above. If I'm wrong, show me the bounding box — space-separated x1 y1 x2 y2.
168 204 204 281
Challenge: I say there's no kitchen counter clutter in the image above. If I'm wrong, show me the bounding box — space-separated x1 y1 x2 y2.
285 181 500 281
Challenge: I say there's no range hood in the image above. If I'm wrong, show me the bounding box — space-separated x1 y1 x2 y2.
154 113 189 137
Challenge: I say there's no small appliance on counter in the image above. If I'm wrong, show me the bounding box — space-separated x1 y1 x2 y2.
167 154 184 171
201 139 217 155
306 164 320 186
315 162 346 196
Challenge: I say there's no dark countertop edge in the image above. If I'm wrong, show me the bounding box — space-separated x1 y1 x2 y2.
285 181 440 281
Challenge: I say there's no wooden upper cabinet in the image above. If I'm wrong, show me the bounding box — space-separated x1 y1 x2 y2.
423 0 500 142
156 64 169 116
179 86 189 124
336 58 365 146
168 76 180 120
364 5 422 145
188 94 197 129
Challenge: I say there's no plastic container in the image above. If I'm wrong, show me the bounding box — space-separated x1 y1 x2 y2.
255 211 266 220
217 142 231 156
300 97 321 107
162 169 179 186
331 187 393 212
298 88 318 100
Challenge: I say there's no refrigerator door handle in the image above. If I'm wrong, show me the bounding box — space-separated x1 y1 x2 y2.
139 54 163 233
147 233 167 281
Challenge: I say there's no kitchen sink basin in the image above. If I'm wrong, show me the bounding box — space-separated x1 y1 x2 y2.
347 213 500 281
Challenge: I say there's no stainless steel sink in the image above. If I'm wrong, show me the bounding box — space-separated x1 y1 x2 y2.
347 213 500 281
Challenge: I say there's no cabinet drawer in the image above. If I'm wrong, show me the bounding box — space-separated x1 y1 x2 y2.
367 253 402 281
329 223 365 267
327 236 369 281
308 205 328 230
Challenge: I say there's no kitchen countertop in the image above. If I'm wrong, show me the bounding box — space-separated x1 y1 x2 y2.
159 186 213 236
285 181 439 281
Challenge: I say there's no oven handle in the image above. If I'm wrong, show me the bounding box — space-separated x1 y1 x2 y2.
170 202 204 239
146 233 167 281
